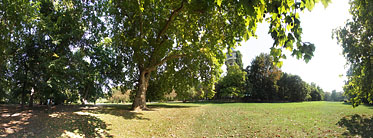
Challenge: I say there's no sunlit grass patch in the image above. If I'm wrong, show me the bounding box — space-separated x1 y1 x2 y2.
90 102 373 138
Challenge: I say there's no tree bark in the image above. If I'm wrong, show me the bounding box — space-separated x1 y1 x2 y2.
80 85 89 105
29 88 34 107
132 70 151 111
21 76 27 108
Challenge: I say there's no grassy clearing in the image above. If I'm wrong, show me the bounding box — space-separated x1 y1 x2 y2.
1 101 372 138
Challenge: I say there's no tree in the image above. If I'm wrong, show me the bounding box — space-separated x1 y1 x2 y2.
331 90 337 101
278 73 310 102
1 0 110 106
247 53 282 101
0 1 37 103
1 0 330 109
109 86 131 103
107 0 331 110
309 82 324 101
329 90 345 101
324 92 331 101
218 63 247 99
333 0 373 107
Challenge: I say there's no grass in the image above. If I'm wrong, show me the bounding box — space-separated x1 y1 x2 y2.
1 101 372 138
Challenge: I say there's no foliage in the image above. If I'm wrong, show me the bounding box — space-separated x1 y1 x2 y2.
147 79 178 102
107 0 331 110
333 0 373 107
331 90 345 101
247 53 282 101
277 73 311 102
243 53 322 102
216 63 247 99
109 86 131 103
324 90 344 101
309 82 325 101
176 86 198 102
0 0 332 109
0 0 111 106
324 92 331 101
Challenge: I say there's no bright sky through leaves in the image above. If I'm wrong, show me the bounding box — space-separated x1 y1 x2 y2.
235 0 350 92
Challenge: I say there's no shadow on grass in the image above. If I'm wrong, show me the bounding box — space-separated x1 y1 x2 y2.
0 105 113 138
89 103 197 121
337 114 373 138
147 104 199 109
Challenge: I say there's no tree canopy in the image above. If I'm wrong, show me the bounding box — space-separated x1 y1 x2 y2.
0 0 110 106
107 0 330 110
247 53 282 101
0 0 331 110
333 0 373 107
217 63 247 98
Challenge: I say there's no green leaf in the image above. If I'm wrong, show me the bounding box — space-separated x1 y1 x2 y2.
275 61 283 68
216 0 222 7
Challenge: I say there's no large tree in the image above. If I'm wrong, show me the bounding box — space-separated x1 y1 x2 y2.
108 0 330 111
333 0 373 107
217 63 247 99
1 0 109 106
309 82 324 101
277 73 310 102
247 53 282 101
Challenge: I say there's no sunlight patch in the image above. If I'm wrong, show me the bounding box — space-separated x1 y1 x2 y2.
74 111 98 117
61 130 84 138
10 113 21 117
1 113 10 117
79 106 99 110
48 112 65 118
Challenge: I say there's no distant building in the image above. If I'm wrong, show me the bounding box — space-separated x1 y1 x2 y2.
226 48 238 66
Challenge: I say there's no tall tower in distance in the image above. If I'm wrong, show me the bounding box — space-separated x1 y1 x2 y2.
225 48 243 69
225 48 237 66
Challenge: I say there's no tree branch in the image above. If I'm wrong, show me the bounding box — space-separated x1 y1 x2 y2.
147 54 187 72
156 1 185 43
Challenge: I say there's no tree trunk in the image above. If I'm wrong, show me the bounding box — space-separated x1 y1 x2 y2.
21 79 27 108
80 98 86 106
132 71 151 111
80 85 89 105
21 92 26 108
29 88 34 107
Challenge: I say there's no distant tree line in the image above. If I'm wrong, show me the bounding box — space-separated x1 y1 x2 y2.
214 53 329 102
324 90 345 102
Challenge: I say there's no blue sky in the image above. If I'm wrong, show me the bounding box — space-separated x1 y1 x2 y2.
232 0 351 92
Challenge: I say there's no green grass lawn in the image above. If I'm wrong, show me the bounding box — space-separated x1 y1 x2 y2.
1 101 373 138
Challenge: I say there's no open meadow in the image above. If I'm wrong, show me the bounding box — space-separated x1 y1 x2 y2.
1 101 372 138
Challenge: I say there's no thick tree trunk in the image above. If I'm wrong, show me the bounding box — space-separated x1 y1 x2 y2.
132 71 151 111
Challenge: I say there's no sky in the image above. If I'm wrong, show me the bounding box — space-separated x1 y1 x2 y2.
232 0 351 92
